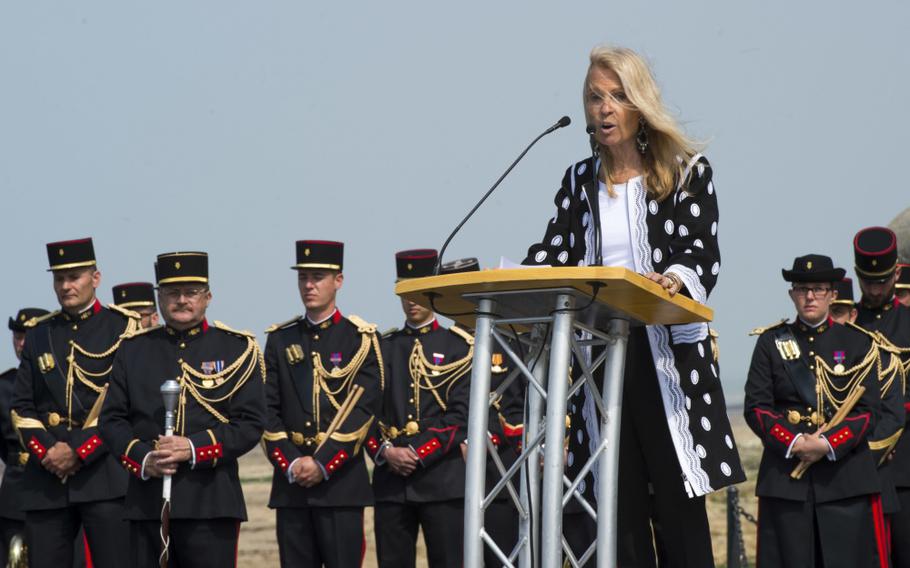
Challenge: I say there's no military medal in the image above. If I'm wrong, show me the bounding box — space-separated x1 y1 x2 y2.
432 352 445 375
330 352 343 371
833 351 846 374
491 353 505 373
201 360 224 388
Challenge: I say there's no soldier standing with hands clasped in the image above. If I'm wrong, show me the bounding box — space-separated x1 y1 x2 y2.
262 240 383 568
370 249 473 568
100 251 266 567
11 238 139 567
744 254 888 567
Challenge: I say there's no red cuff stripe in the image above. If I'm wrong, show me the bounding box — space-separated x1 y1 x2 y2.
770 424 794 445
195 443 223 462
120 454 141 477
417 438 441 458
828 426 854 450
77 435 102 460
366 436 380 456
27 436 46 459
325 450 348 474
271 448 289 472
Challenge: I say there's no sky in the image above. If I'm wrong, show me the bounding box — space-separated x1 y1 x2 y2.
1 2 907 404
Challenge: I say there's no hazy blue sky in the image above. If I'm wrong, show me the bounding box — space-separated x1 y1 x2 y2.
1 2 907 403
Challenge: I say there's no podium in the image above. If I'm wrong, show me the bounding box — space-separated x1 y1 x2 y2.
396 267 712 568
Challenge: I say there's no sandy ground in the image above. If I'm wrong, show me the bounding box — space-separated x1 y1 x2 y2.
237 412 760 567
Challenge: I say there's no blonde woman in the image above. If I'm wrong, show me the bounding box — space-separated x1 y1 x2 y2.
523 46 744 566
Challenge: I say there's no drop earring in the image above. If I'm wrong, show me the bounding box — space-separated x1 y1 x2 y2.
636 117 649 155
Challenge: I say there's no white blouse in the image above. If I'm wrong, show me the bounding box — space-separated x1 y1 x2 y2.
598 177 638 270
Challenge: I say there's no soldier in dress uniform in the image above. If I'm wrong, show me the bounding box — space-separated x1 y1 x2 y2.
369 249 473 568
895 263 910 307
112 282 159 329
830 278 858 325
851 227 910 567
11 238 139 567
0 308 48 562
99 251 266 567
744 254 888 568
262 240 383 568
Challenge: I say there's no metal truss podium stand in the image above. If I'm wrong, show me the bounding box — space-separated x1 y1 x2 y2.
396 267 712 568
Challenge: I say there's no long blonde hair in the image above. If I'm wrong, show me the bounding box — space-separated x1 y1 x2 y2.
584 46 701 201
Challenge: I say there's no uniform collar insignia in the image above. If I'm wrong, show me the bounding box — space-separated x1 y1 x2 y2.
795 318 829 334
305 309 342 332
166 319 208 340
404 318 439 336
62 299 101 322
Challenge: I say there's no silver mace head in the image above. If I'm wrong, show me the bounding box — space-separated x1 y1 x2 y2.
160 379 181 413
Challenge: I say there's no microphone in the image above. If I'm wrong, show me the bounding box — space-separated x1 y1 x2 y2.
435 115 572 274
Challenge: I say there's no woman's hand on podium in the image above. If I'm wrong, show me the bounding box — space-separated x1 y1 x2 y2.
644 271 683 297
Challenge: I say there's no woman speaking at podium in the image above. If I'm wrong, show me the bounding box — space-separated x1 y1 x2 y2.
522 45 744 567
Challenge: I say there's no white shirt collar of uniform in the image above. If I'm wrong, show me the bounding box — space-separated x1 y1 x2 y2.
306 308 337 326
406 317 437 330
797 314 827 328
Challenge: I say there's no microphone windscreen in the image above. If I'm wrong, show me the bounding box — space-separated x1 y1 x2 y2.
558 116 571 128
585 124 595 135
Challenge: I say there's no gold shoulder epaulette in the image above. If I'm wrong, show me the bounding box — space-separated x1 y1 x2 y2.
213 320 256 338
23 310 59 328
381 327 399 338
347 314 378 335
265 315 302 334
107 303 141 321
450 325 475 346
123 324 163 339
749 319 788 336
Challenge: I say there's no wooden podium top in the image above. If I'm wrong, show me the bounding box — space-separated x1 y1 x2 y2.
394 266 713 328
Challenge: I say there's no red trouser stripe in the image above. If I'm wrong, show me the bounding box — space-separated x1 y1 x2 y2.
870 494 888 568
84 531 94 568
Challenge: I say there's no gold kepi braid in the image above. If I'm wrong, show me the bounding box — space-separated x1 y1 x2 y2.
407 337 473 417
174 336 261 435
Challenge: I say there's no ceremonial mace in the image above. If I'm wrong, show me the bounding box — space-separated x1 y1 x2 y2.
159 379 181 568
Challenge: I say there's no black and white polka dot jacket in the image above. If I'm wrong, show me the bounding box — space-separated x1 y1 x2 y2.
522 154 745 497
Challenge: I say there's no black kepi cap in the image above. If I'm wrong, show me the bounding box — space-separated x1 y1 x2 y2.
395 249 438 279
782 254 846 283
292 240 343 271
156 252 209 286
854 227 898 281
8 307 50 332
831 278 855 306
112 282 157 309
440 257 480 275
896 263 910 290
46 238 96 271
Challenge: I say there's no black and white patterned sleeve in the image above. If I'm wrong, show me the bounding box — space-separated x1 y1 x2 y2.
664 156 720 304
522 164 585 266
